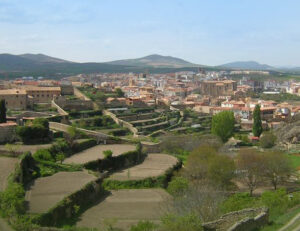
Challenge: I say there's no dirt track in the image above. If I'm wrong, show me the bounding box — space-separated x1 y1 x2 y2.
0 157 18 191
63 144 136 164
76 189 170 230
25 171 96 213
109 153 179 181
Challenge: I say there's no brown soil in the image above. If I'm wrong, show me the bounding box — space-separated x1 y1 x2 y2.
76 189 170 231
109 153 179 181
0 157 18 191
63 144 136 164
25 171 96 213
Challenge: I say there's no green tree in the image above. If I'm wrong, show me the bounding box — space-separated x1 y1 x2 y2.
252 104 263 137
167 177 189 197
211 111 235 142
0 99 6 123
115 88 125 97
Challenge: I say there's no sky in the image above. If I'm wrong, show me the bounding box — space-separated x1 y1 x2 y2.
0 0 300 66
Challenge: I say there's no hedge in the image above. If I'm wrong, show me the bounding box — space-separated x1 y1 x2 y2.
103 158 182 190
33 177 106 227
71 139 97 153
83 149 144 172
68 110 102 118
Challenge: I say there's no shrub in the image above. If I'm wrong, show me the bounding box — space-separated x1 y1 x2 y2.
167 177 189 197
16 118 50 144
33 149 54 161
261 188 289 216
260 131 277 148
103 150 113 159
220 193 259 213
160 213 202 231
130 221 159 231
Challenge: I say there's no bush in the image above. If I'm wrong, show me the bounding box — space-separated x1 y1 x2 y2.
261 188 289 216
160 213 202 231
167 177 189 197
103 150 113 159
260 131 277 148
109 128 130 136
130 221 159 231
16 118 50 144
0 182 26 218
33 149 54 161
220 193 259 213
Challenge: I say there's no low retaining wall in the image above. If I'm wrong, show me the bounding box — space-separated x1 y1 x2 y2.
141 141 162 153
83 149 143 172
103 110 138 137
202 207 269 231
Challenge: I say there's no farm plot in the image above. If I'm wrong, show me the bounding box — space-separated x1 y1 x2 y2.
0 143 52 154
76 189 170 230
0 157 18 191
25 171 96 213
109 153 179 181
63 144 136 164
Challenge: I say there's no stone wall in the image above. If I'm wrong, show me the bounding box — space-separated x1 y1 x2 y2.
103 110 138 137
0 122 17 143
54 96 93 111
202 207 268 231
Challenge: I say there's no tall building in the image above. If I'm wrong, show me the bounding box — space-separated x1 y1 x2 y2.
201 80 237 97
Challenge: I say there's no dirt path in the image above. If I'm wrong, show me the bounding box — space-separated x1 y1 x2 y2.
109 153 178 181
63 144 136 164
0 157 18 191
25 171 96 213
76 189 170 231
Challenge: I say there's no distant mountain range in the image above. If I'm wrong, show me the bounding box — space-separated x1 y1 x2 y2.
106 54 198 68
219 61 274 70
0 53 299 78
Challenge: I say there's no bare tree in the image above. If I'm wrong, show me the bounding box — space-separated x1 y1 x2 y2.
236 148 264 196
262 151 294 190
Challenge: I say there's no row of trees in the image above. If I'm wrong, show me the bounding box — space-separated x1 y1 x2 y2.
211 104 264 142
183 146 293 195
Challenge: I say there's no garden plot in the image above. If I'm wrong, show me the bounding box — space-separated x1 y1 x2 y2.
63 144 136 164
25 171 96 213
76 189 170 230
109 153 179 181
0 143 52 154
0 157 18 191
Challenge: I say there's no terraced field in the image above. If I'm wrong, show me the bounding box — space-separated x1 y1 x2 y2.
109 153 178 181
25 171 96 213
0 157 18 191
63 144 136 164
77 189 170 230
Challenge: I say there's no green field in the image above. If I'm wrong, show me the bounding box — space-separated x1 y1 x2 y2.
288 154 300 170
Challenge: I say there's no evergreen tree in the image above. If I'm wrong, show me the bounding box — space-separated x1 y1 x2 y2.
252 104 263 137
0 99 7 123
